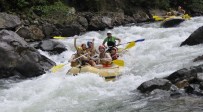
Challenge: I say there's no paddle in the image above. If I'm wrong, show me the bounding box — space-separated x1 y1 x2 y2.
153 14 191 21
153 16 165 21
125 41 135 50
51 53 89 72
112 59 124 66
116 39 145 46
53 36 93 41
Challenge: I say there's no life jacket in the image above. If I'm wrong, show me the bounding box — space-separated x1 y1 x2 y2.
105 36 116 47
70 54 80 67
99 53 112 67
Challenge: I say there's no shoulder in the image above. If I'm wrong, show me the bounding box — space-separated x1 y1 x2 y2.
104 38 108 41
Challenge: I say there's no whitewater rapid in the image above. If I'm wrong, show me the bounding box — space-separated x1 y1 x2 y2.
1 17 203 112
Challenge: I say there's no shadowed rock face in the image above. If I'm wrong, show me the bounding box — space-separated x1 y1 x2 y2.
180 26 203 46
137 78 172 93
137 64 203 96
0 13 21 30
0 30 55 79
30 40 67 55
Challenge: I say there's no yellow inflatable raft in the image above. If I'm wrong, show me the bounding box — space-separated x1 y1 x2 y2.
161 17 185 28
67 65 122 81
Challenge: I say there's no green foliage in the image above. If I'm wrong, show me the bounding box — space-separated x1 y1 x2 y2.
0 0 60 11
187 0 203 12
16 0 28 9
32 1 69 17
131 0 170 9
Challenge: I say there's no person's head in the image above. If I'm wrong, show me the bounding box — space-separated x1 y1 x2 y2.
107 31 112 37
98 45 105 53
81 44 87 50
77 46 83 54
110 47 117 55
178 6 182 10
87 41 93 48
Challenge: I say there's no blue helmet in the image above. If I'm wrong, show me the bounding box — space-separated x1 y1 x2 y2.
87 41 92 47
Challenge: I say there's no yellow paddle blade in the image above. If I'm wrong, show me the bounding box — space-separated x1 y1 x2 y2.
51 64 65 72
112 60 124 66
153 16 164 21
53 36 65 39
125 41 135 50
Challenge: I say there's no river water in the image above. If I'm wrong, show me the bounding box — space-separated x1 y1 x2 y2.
1 17 203 112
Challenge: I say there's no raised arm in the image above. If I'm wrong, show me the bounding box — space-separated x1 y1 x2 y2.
102 38 107 47
92 38 95 48
115 37 121 45
74 37 77 50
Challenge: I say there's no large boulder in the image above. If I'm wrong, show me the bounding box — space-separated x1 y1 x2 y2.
0 30 55 78
0 13 21 30
88 16 107 31
180 26 203 46
166 65 203 84
42 23 60 38
35 40 67 55
137 78 172 93
56 24 81 37
77 16 89 30
16 25 45 42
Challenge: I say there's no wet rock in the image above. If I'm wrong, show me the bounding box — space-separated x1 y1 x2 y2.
170 85 186 97
88 16 106 31
77 16 88 30
185 84 203 96
133 9 150 22
0 30 55 79
149 89 171 98
0 13 21 30
197 73 203 81
199 82 203 90
124 15 136 24
102 16 113 28
111 12 125 26
149 9 167 17
180 26 203 46
57 24 80 37
193 55 203 62
137 78 172 93
165 66 202 84
42 23 59 38
37 40 67 54
16 25 45 42
175 79 190 88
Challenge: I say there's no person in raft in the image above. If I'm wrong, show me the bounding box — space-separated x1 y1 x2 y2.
70 37 95 66
110 47 119 60
97 45 112 67
87 38 98 57
68 46 89 67
102 31 121 52
177 6 186 16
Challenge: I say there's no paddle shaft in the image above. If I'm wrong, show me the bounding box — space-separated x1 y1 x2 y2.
116 39 145 46
72 53 89 61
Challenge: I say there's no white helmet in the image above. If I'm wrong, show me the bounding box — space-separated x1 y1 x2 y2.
107 31 112 34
